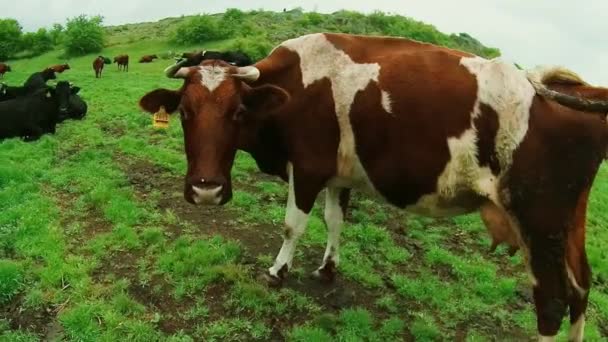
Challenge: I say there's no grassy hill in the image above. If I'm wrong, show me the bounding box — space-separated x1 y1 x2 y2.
0 9 607 342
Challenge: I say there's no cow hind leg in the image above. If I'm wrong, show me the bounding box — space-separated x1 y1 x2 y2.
311 187 350 283
265 165 324 287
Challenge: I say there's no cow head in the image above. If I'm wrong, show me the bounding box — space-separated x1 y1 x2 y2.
5 65 11 72
139 60 288 205
53 81 85 121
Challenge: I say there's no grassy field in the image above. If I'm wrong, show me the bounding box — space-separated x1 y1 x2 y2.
0 35 607 342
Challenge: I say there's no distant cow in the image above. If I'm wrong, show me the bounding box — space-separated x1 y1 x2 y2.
49 64 70 73
114 54 129 71
23 68 57 92
0 81 87 141
179 50 253 67
93 56 105 78
0 63 11 79
142 33 608 340
139 54 158 63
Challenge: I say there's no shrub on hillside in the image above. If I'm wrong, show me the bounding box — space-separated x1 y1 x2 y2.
21 28 54 55
173 15 229 45
227 36 274 62
0 19 23 60
64 15 105 56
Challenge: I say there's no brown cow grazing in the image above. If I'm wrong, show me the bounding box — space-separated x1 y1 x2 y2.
139 33 608 341
93 56 104 78
49 64 70 73
139 54 158 63
114 54 129 71
0 63 11 79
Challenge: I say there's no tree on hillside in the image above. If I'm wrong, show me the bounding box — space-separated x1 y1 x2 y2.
64 15 105 56
173 14 229 44
21 28 54 55
50 23 65 45
0 19 23 60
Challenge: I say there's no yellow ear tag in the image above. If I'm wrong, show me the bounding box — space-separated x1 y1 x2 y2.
153 106 170 129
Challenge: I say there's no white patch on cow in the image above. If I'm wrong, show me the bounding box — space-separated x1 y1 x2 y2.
198 65 227 92
269 163 309 277
281 33 381 177
460 57 536 171
538 335 556 342
569 314 585 342
567 265 587 297
381 90 392 114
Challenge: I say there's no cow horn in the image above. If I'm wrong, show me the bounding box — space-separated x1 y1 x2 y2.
534 85 608 113
164 59 189 78
232 66 260 82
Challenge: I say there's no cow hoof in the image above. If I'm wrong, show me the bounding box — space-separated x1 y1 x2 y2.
261 264 288 288
261 272 283 288
311 260 337 283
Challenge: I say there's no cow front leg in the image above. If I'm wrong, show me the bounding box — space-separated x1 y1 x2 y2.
311 187 350 283
265 165 323 287
527 231 569 341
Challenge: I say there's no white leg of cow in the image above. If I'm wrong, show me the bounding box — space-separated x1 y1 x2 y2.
312 187 344 281
568 315 585 342
267 167 310 282
538 335 556 342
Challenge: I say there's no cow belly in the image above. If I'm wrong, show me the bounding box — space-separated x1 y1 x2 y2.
405 191 484 217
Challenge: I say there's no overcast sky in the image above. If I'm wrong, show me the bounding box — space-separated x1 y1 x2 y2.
5 0 607 85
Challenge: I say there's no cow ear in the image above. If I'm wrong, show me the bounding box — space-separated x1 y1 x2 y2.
139 89 181 114
241 85 289 119
71 87 81 95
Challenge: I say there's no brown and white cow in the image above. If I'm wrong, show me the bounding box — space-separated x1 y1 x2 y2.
0 63 11 79
139 33 608 341
114 54 129 71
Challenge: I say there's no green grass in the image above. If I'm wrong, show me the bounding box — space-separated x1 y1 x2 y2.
0 11 607 342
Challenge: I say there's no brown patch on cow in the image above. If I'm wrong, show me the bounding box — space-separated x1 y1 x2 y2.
323 33 474 65
349 50 477 208
504 95 608 335
474 103 501 174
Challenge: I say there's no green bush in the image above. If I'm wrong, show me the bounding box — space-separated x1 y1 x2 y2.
173 14 229 45
21 28 54 55
63 15 105 56
0 19 23 60
227 36 273 62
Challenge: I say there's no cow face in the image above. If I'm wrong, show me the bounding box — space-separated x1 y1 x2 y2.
53 81 85 121
139 60 288 206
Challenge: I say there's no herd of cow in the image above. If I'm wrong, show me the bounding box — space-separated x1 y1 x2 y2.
0 48 253 141
91 50 253 78
0 65 86 141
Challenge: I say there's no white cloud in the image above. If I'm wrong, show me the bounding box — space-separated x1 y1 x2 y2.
5 0 608 84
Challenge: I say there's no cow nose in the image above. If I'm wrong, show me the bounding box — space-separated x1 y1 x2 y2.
189 178 224 205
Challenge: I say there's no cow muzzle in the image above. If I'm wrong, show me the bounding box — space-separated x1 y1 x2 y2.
185 178 228 205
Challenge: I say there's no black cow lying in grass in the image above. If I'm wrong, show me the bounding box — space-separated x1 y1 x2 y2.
23 68 57 92
179 50 253 67
0 81 87 141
